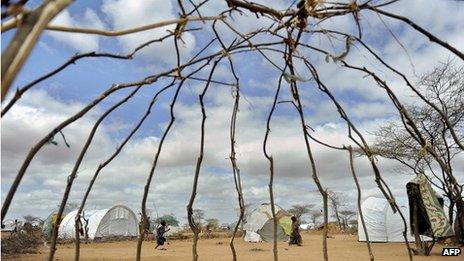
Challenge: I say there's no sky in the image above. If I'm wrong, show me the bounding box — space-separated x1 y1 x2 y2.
1 0 463 225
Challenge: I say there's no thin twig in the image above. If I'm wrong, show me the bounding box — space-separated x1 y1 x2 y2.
366 6 464 60
262 45 289 261
34 15 223 36
186 58 222 261
348 145 374 261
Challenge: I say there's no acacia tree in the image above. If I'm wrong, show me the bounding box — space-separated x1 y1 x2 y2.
372 62 464 243
1 0 463 260
338 210 356 231
328 190 345 230
309 210 323 227
288 204 315 221
205 218 220 230
155 214 180 227
192 209 205 227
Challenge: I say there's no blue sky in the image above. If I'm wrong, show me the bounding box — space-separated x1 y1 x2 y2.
1 0 463 225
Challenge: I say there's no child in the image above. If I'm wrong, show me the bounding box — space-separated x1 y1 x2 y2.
155 220 170 250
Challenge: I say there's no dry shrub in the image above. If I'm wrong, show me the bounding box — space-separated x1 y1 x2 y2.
1 231 41 257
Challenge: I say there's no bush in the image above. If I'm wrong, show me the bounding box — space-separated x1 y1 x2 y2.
1 231 41 257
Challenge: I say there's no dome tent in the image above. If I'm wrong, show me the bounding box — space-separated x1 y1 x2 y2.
244 203 292 242
358 197 428 242
59 205 138 240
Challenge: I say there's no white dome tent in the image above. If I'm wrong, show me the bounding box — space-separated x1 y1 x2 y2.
59 205 138 240
358 197 429 242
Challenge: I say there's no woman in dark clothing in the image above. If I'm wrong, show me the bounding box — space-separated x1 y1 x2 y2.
155 220 170 250
289 216 302 246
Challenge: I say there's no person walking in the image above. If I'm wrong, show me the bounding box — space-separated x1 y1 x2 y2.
289 216 302 246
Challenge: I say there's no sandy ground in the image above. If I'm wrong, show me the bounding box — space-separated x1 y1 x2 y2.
6 233 461 261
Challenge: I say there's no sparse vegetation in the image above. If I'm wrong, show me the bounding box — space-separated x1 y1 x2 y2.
1 230 41 257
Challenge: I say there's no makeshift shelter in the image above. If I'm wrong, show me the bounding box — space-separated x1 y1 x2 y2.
406 174 454 239
244 203 292 242
358 197 417 242
58 205 138 240
42 212 64 239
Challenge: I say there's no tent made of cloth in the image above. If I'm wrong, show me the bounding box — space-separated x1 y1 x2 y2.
406 173 454 239
42 212 65 239
244 203 292 242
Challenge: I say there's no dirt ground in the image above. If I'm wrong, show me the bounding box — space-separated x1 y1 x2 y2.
6 233 461 261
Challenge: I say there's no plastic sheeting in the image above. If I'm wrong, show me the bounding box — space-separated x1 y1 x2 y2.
59 205 138 240
244 231 261 242
279 215 292 235
358 197 419 242
258 219 287 242
244 203 292 242
42 212 62 239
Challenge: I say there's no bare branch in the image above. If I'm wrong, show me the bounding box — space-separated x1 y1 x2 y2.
186 57 222 261
1 0 72 100
48 85 142 261
366 5 464 60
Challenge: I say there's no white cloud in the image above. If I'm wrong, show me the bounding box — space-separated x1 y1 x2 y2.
2 79 463 225
101 0 196 65
49 9 105 52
